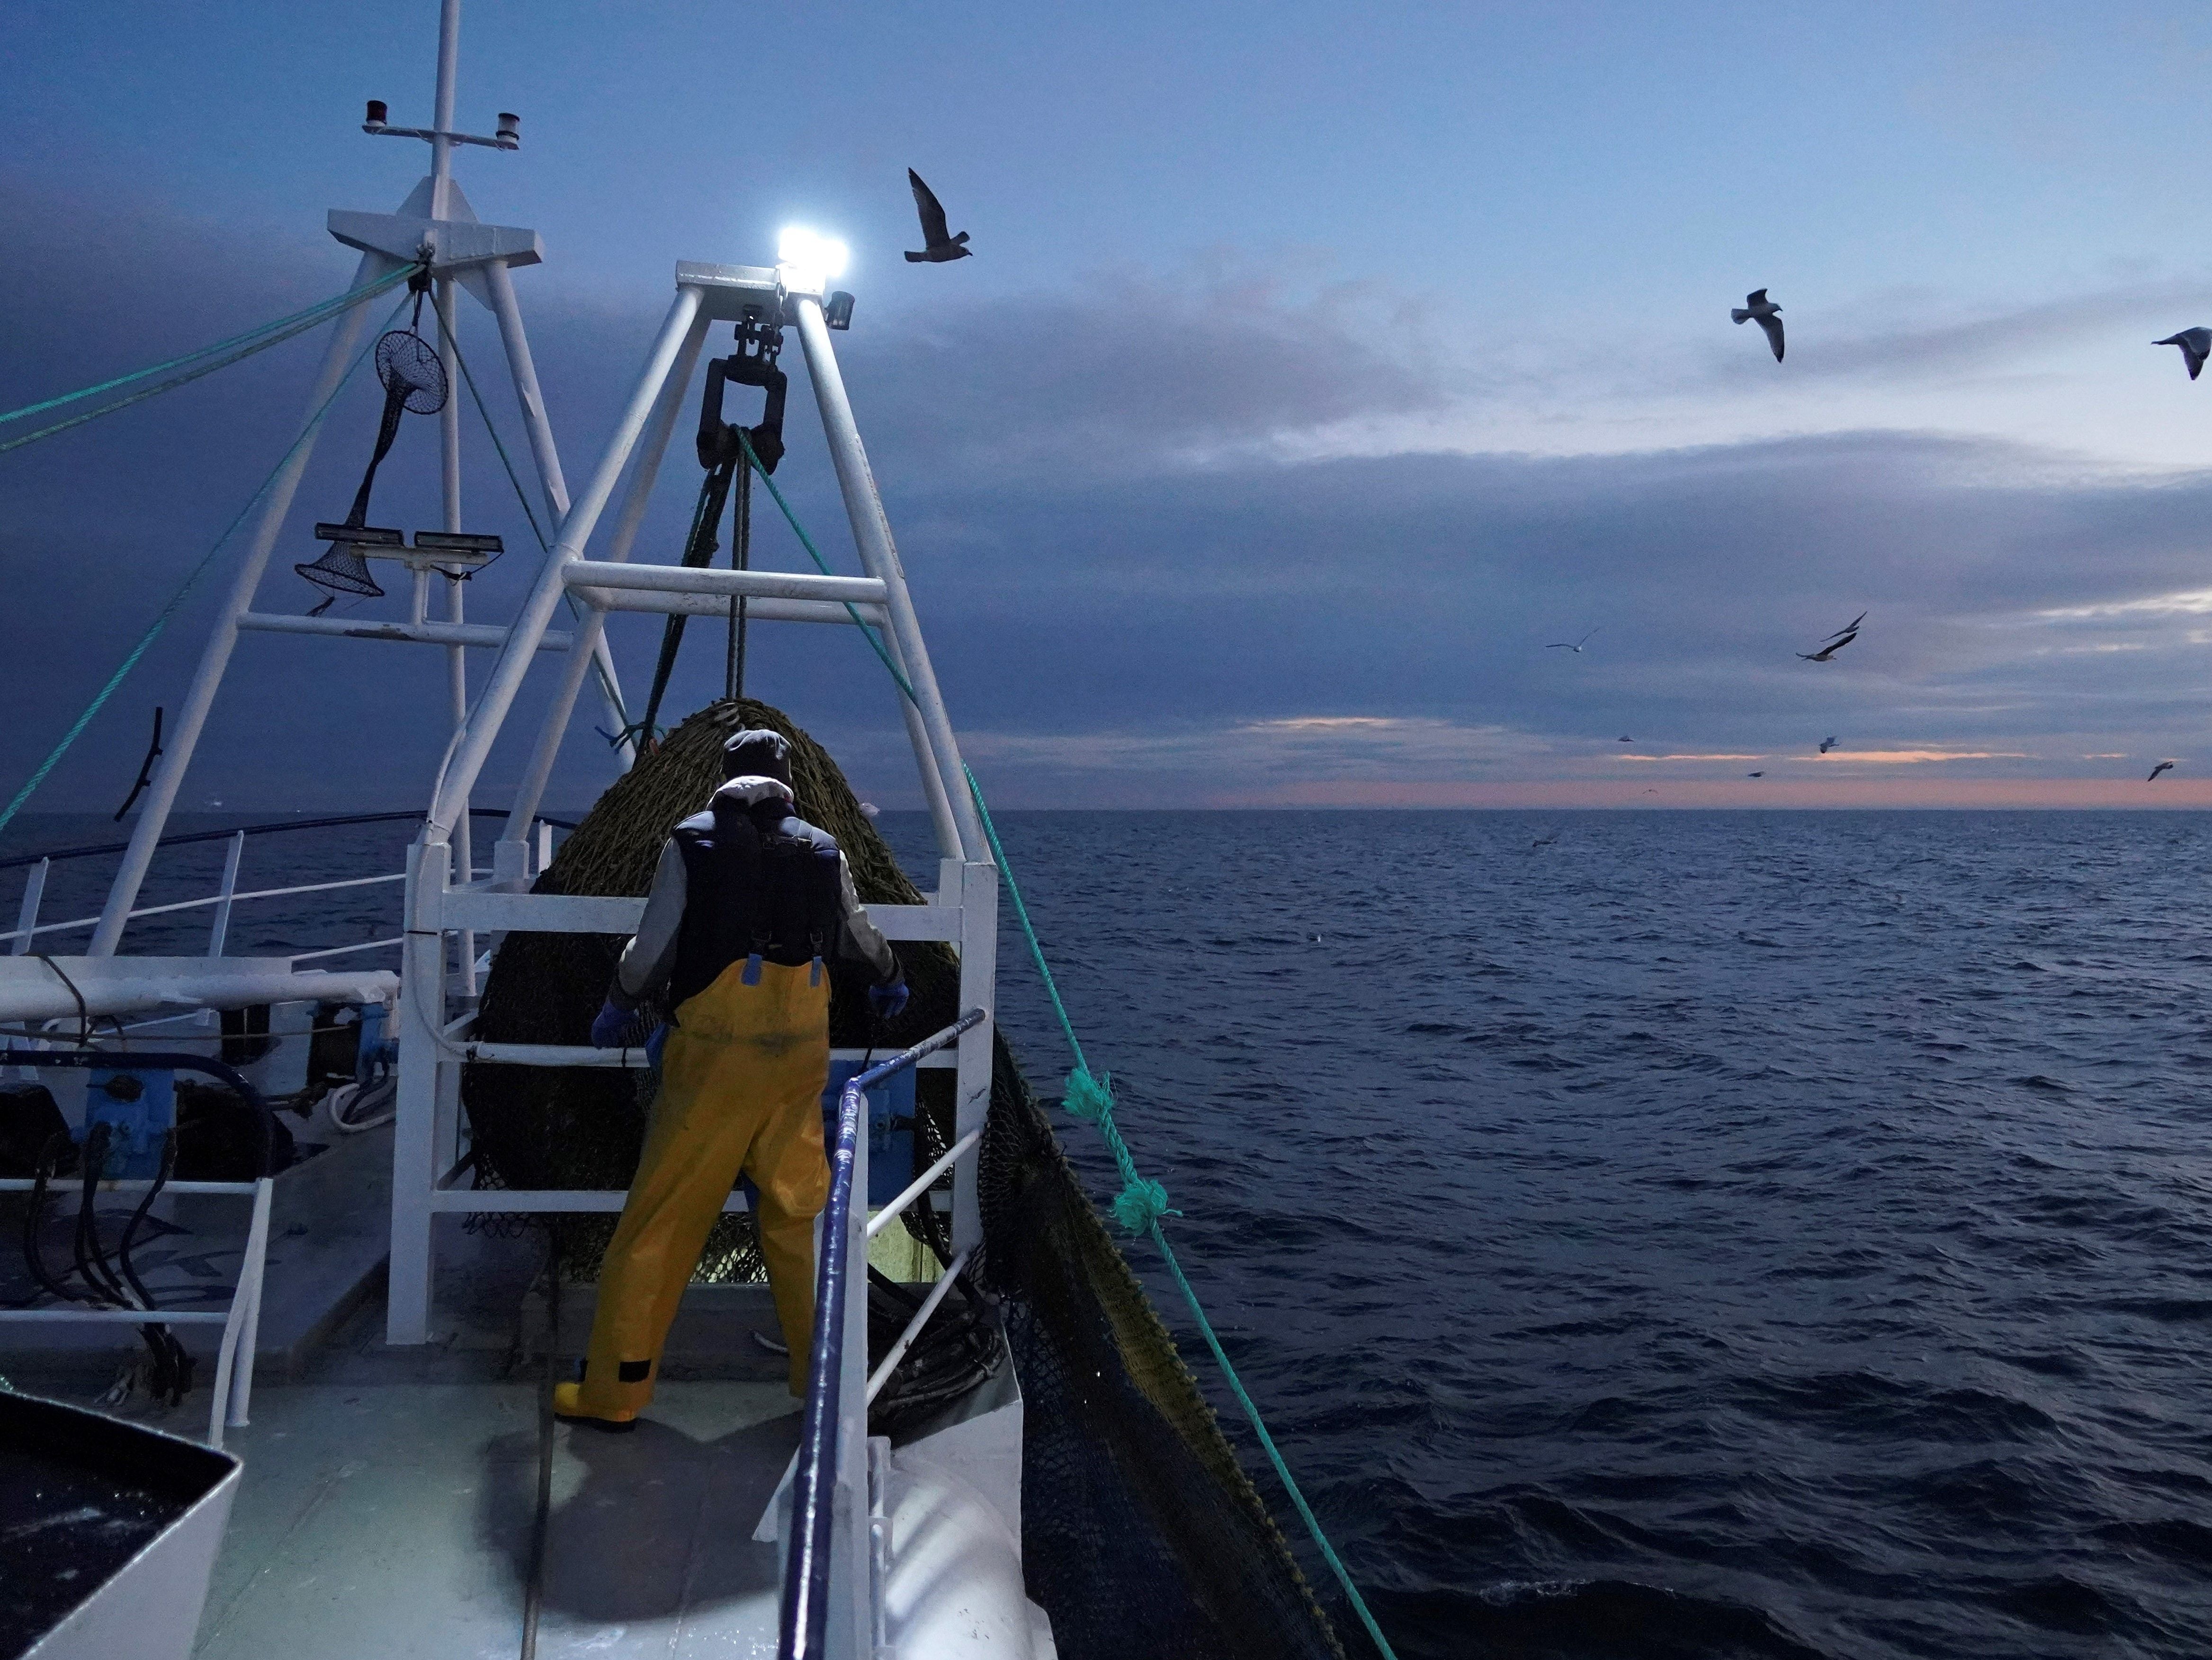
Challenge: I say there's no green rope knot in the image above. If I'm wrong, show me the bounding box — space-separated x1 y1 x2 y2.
1061 1066 1114 1123
1111 1177 1175 1233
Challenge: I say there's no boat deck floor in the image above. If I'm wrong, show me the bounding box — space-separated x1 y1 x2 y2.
12 1224 807 1658
192 1376 797 1658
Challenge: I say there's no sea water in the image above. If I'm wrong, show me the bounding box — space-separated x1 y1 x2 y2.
8 808 2210 1659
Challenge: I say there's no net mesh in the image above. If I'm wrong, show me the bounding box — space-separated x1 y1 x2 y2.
463 697 1343 1660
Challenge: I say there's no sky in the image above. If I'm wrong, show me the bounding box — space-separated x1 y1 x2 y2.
9 0 2212 814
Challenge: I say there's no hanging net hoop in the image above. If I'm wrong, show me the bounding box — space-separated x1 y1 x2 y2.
374 329 448 414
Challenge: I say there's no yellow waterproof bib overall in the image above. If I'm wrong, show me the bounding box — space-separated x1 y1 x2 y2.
557 957 831 1420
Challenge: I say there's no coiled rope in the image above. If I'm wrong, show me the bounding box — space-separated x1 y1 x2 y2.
735 435 1400 1660
0 264 422 455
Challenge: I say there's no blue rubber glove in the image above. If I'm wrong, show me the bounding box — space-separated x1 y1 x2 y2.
589 998 632 1048
867 976 909 1020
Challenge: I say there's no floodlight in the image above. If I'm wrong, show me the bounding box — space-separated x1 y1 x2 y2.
779 227 845 285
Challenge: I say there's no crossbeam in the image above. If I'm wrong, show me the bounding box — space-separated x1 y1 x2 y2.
573 592 887 625
564 561 886 606
237 612 572 651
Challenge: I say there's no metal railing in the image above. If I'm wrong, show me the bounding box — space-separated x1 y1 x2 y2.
1 807 569 963
781 1006 985 1660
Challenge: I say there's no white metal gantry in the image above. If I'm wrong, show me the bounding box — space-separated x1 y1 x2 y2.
90 0 633 971
385 257 998 1344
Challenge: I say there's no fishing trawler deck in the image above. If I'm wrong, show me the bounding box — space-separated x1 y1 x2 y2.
0 8 1380 1658
95 1231 803 1660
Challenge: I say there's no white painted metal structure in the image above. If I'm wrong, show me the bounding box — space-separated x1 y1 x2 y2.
385 256 999 1345
88 0 634 963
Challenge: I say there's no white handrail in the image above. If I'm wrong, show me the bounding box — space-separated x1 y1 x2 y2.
864 1126 980 1241
290 935 405 964
0 869 408 946
864 1245 975 1405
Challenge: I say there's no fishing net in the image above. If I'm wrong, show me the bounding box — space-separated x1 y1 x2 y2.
465 697 958 1279
464 697 1343 1660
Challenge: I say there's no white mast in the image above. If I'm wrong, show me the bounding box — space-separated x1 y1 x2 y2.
91 0 630 954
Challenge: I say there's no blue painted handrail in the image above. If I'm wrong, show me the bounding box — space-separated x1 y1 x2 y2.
779 1006 985 1660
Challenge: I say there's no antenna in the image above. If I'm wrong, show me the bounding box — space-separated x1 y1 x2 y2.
359 0 523 229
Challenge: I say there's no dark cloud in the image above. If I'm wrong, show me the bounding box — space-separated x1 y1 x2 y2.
8 175 2212 819
839 267 1450 481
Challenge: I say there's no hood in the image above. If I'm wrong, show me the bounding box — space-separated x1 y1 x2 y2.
722 727 794 787
711 776 795 810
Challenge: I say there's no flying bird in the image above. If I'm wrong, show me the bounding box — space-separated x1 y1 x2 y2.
1619 735 1634 743
904 170 972 263
1531 829 1559 847
1818 736 1839 754
2149 760 2176 782
1732 288 1784 361
1746 771 1766 778
1799 613 1865 661
1547 628 1600 653
2155 329 2211 381
1798 632 1858 662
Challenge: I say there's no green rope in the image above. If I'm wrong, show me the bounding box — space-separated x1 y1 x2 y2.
0 291 412 841
424 299 636 738
736 430 917 701
427 302 547 552
0 264 421 455
739 454 1397 1658
1150 1223 1399 1660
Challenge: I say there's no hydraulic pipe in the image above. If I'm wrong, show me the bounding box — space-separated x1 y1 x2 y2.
430 285 703 835
91 252 397 955
790 295 981 861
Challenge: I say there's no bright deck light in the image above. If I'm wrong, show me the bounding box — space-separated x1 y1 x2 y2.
776 227 850 288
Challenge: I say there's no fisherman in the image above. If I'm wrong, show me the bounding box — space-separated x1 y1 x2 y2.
554 728 906 1428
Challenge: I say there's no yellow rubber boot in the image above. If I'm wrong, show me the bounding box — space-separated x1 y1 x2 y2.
565 958 830 1423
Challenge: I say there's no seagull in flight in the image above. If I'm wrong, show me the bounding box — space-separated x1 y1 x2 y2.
1547 628 1600 653
1799 612 1865 662
1619 735 1634 743
2149 760 2176 782
904 170 972 263
1732 288 1784 361
1746 770 1766 778
2155 329 2211 381
1818 736 1839 754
